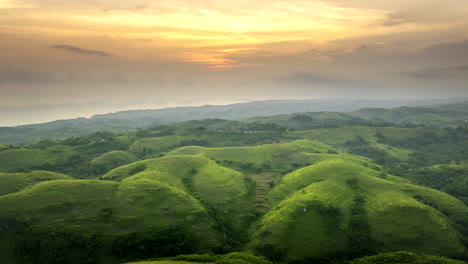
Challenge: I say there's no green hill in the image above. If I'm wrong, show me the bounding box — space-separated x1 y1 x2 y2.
0 170 72 196
242 112 375 129
350 106 468 127
249 158 467 261
88 150 138 175
0 127 467 263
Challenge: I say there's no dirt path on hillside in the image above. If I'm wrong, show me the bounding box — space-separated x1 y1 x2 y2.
251 172 281 214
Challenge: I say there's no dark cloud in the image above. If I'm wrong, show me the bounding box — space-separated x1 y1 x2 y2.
353 45 367 51
276 72 372 87
382 11 418 27
402 65 468 79
0 67 59 84
278 72 343 84
421 40 468 61
51 45 112 57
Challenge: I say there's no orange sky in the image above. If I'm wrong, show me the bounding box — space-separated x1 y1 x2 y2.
1 0 468 125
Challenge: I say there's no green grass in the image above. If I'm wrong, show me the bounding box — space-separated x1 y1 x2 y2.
102 155 254 241
0 145 77 171
249 157 468 261
350 251 467 264
287 127 425 146
89 150 138 173
168 139 336 173
286 127 422 163
0 170 72 196
0 179 117 226
0 136 467 262
0 153 255 250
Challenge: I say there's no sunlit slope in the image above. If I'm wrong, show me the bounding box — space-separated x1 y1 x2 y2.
102 155 248 203
249 158 468 261
102 155 254 243
0 170 72 196
166 140 467 260
0 140 466 261
0 179 219 249
0 180 117 225
0 155 253 248
168 140 337 173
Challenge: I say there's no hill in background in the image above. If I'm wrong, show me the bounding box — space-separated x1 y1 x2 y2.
1 98 466 145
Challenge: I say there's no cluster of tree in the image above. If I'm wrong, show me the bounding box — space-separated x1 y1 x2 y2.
0 218 203 264
407 165 468 205
344 136 398 166
376 127 468 167
111 227 199 260
0 219 103 264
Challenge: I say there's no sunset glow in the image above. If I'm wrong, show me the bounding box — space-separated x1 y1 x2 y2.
1 0 468 125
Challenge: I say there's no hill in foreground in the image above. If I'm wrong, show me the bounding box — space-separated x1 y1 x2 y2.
0 140 466 263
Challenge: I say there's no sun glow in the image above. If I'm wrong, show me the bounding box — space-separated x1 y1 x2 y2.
0 0 36 8
2 0 465 70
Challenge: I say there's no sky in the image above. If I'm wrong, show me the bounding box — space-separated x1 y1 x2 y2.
1 0 468 126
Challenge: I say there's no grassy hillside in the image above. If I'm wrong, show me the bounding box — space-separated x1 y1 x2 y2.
0 170 72 196
168 140 336 174
249 158 467 261
0 116 467 263
166 141 468 261
88 150 138 175
0 155 254 244
0 146 77 172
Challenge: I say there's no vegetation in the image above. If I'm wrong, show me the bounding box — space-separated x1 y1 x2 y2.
350 251 467 264
0 102 467 263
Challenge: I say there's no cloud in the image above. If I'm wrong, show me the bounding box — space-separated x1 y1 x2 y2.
0 67 59 84
402 65 468 79
382 11 418 27
276 72 368 87
421 40 468 60
51 45 112 57
0 0 36 9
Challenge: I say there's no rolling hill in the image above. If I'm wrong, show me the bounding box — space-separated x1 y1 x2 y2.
0 139 466 263
0 103 467 264
1 98 465 145
350 106 468 128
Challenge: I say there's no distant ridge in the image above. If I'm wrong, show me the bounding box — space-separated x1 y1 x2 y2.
0 98 466 144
